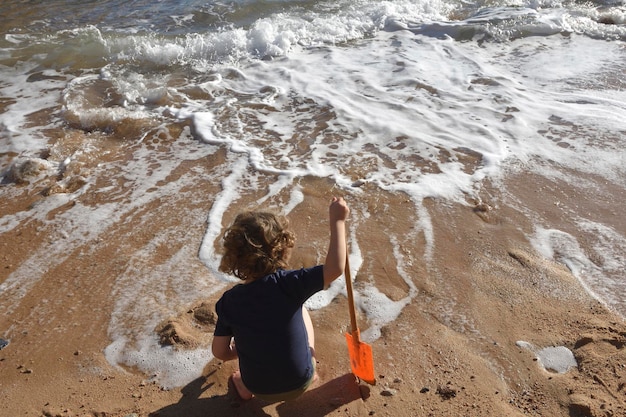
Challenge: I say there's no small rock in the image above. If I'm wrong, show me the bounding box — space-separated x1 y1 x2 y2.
41 405 63 417
474 202 492 213
420 387 430 393
436 385 457 399
380 388 397 397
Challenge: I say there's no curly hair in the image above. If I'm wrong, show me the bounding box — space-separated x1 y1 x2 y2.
219 211 295 281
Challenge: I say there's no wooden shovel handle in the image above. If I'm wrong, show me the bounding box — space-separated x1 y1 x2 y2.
345 253 358 334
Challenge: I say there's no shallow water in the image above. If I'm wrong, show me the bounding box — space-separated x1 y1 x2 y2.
1 0 625 388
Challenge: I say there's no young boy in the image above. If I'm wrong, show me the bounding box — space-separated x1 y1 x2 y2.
212 197 350 402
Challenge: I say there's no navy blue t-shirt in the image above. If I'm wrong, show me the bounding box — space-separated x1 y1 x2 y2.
214 265 324 394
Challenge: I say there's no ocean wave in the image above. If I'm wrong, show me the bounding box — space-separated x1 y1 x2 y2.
2 1 623 73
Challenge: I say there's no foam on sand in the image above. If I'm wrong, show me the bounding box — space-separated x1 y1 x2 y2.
517 341 578 374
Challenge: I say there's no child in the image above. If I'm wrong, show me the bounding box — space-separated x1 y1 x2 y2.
212 197 350 402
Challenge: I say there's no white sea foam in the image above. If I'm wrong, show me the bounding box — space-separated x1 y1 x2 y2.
359 236 418 342
197 154 248 282
517 341 578 373
531 227 611 310
104 336 212 390
531 223 626 314
0 67 66 154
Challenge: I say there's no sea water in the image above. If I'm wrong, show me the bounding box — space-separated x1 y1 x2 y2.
1 0 624 388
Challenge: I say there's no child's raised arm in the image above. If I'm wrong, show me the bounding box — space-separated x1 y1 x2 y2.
323 196 350 288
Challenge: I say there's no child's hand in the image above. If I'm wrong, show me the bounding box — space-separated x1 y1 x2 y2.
329 196 350 222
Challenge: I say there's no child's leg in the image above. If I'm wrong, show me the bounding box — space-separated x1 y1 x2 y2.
231 370 254 401
302 307 319 385
302 307 315 358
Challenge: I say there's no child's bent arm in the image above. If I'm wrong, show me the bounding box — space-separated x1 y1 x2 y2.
212 336 238 361
323 197 350 288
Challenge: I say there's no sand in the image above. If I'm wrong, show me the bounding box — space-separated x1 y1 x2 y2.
1 144 626 417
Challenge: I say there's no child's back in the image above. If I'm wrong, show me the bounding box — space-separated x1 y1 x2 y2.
211 197 350 401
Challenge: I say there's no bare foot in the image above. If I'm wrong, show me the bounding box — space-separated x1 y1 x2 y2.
231 371 254 401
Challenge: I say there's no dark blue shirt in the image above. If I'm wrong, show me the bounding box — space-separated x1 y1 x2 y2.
214 265 324 394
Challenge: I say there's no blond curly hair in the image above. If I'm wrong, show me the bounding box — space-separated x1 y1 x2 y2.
219 211 295 281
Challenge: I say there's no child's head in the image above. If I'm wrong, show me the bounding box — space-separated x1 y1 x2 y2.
219 211 295 281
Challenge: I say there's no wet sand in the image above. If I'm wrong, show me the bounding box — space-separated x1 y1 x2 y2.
1 136 625 417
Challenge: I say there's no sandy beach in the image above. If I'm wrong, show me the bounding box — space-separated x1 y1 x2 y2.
1 0 625 415
1 144 625 417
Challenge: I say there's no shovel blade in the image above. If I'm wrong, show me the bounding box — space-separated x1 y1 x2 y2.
345 331 376 385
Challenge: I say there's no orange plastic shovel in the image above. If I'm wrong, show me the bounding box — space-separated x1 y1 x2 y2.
344 254 376 385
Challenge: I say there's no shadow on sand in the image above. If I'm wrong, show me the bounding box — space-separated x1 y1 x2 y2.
150 372 367 417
